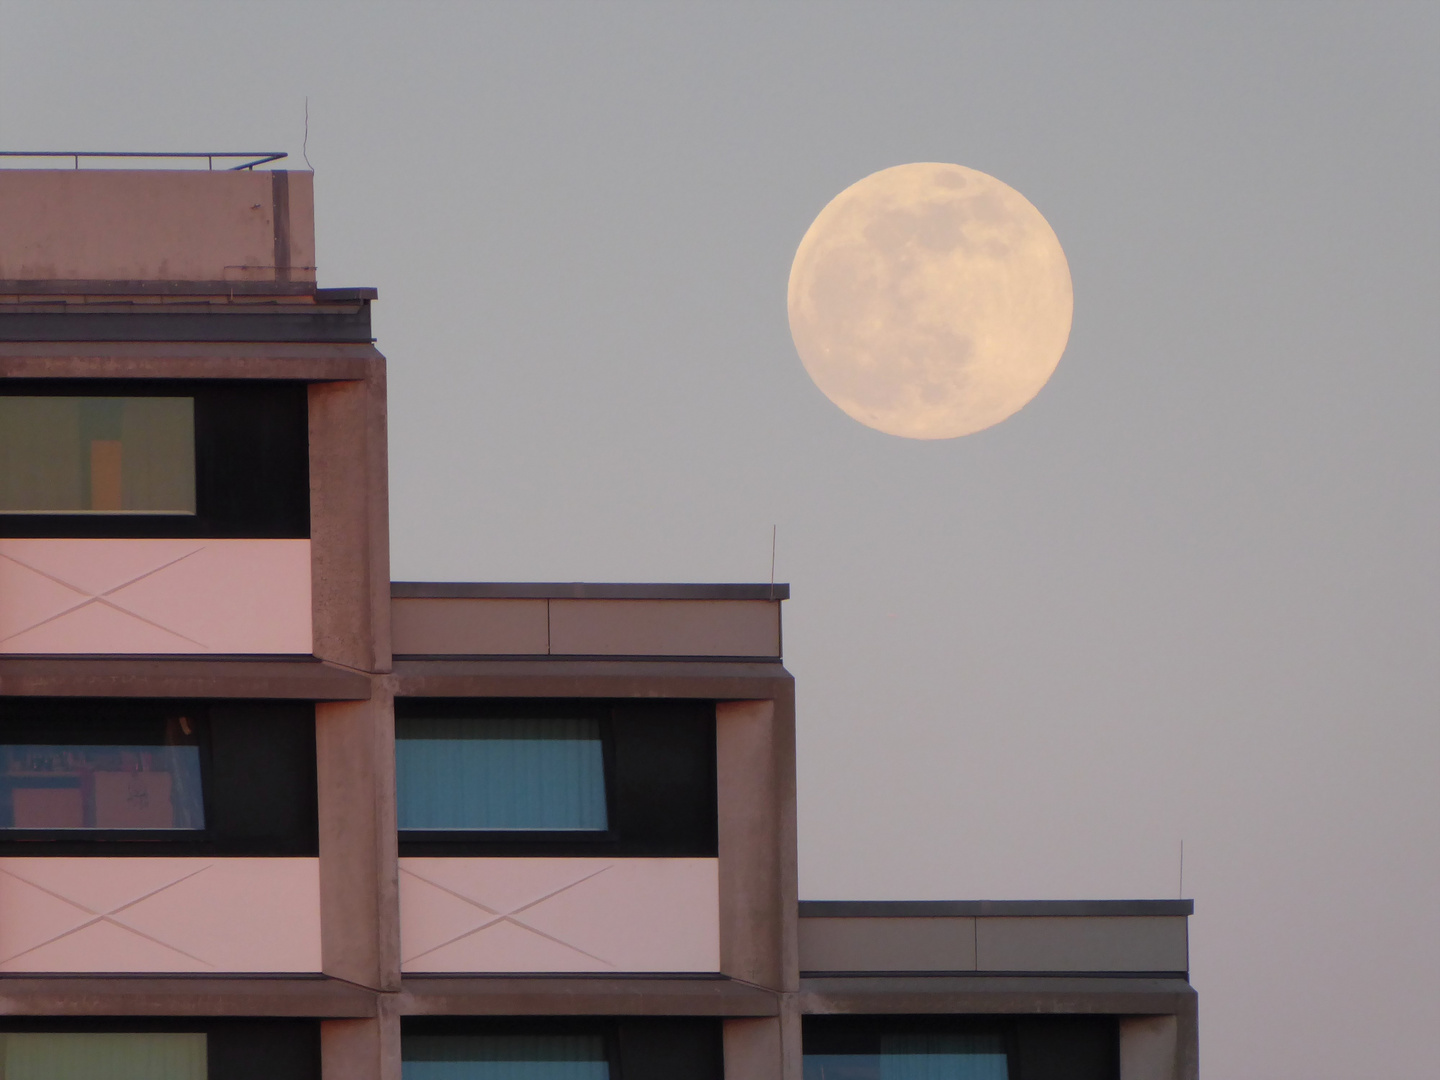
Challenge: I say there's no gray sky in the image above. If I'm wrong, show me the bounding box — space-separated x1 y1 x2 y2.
2 2 1436 1075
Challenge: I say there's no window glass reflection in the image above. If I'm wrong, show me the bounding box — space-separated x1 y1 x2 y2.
0 712 204 832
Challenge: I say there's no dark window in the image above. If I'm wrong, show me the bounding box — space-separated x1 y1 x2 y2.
0 699 317 856
803 1016 1119 1080
0 1019 318 1080
401 1018 722 1080
0 380 309 538
396 699 716 858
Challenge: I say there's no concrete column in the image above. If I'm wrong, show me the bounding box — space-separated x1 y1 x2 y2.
1120 1016 1176 1079
1174 991 1200 1080
716 691 798 993
316 681 400 991
722 1001 802 1080
320 1009 400 1080
310 371 392 672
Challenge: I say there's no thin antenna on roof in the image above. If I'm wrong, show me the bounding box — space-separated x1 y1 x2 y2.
769 525 777 600
1178 839 1185 899
303 97 313 171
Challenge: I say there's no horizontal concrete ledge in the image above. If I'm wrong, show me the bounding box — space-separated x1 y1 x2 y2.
800 901 1193 917
394 655 784 664
392 659 793 700
0 340 383 381
0 310 373 344
393 582 790 601
399 976 778 1017
0 287 375 302
0 280 319 297
0 657 372 699
315 288 378 302
797 976 1196 1016
802 971 1189 980
0 976 375 1017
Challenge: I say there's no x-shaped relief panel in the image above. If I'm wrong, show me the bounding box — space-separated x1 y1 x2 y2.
0 858 321 973
0 540 313 654
397 858 721 974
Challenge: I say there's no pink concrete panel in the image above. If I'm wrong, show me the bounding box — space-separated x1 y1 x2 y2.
391 598 549 655
548 599 781 657
0 170 315 284
0 539 312 654
398 857 719 974
0 857 321 972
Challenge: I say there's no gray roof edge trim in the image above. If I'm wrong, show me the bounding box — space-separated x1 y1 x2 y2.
799 970 1190 980
799 900 1194 917
313 288 377 300
392 582 790 600
393 654 782 664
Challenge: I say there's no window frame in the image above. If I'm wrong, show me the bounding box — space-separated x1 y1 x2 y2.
0 702 215 845
396 698 719 859
394 699 619 846
0 392 198 517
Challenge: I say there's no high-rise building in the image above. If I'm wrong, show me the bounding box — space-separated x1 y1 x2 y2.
0 161 1196 1079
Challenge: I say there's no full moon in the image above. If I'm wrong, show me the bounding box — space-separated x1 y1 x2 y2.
788 162 1073 439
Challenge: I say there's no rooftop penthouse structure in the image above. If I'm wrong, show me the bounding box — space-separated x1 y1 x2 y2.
0 160 1197 1079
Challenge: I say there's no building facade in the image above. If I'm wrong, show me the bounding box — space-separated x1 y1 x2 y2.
0 164 1196 1079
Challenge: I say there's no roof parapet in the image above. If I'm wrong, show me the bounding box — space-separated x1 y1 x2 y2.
0 164 315 297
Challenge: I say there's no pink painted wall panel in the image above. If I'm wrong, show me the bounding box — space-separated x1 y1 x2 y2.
399 857 720 973
0 170 315 284
548 599 781 657
0 857 321 973
0 539 312 654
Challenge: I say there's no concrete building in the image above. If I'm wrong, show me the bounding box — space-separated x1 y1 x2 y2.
0 161 1197 1079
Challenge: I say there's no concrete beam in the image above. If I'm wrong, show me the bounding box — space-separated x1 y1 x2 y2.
797 975 1197 1017
0 977 375 1017
398 978 777 1017
393 659 792 701
0 656 371 699
0 340 382 381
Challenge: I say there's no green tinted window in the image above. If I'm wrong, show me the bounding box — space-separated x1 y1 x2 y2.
0 1032 207 1079
0 396 195 514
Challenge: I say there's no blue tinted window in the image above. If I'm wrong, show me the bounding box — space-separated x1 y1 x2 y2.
396 716 607 832
805 1032 1009 1080
402 1034 608 1079
0 742 204 832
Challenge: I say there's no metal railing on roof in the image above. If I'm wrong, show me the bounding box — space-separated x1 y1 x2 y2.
0 151 287 171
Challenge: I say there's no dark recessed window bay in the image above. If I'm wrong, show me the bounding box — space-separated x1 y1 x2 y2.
0 699 318 856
